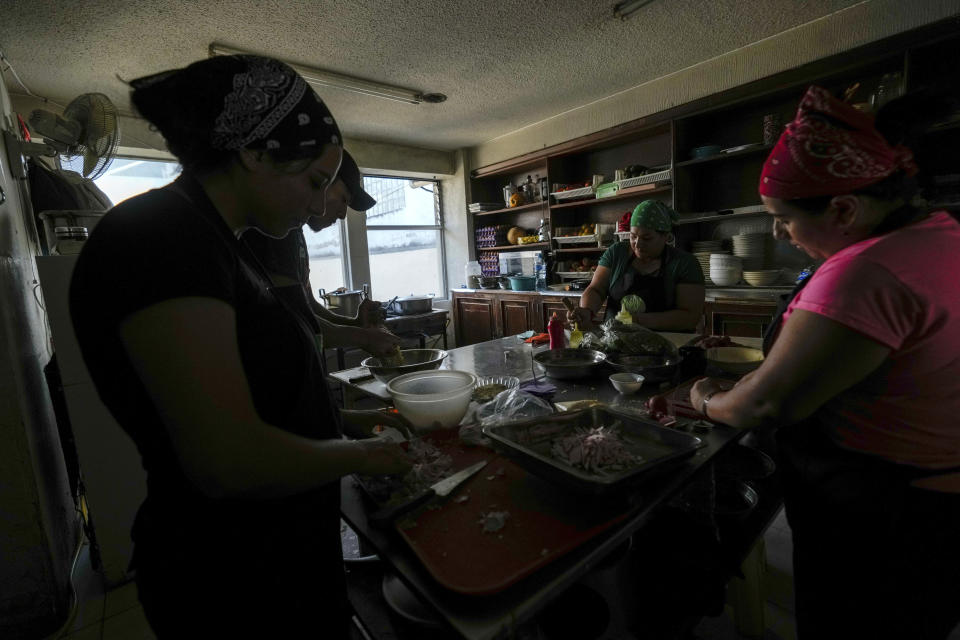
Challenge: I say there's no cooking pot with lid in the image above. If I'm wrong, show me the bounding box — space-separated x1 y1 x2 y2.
319 288 366 317
389 295 434 315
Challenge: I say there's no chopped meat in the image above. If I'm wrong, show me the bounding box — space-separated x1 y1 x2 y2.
360 437 452 504
550 425 643 474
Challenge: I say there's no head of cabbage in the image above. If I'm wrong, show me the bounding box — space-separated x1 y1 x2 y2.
621 294 646 315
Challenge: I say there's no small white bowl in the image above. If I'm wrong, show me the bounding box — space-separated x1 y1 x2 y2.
609 372 645 394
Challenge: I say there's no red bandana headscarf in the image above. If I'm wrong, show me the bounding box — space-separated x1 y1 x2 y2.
759 85 918 200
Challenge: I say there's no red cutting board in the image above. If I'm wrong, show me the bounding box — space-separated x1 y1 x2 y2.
393 437 631 596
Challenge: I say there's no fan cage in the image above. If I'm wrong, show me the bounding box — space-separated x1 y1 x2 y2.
59 93 120 180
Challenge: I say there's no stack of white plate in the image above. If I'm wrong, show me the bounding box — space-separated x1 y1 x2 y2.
691 240 724 254
743 270 782 287
694 251 726 285
732 233 769 271
709 254 742 286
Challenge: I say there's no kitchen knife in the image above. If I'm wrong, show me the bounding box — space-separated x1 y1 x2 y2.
369 460 488 527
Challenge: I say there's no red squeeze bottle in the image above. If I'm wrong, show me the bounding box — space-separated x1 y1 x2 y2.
547 313 565 349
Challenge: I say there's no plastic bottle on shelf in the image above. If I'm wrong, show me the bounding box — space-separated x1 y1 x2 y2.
465 260 482 289
523 175 537 203
534 253 546 290
547 313 566 350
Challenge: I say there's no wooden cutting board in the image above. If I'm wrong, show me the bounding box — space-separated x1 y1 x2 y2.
392 438 632 596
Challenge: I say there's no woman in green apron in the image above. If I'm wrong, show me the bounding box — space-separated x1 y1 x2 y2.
566 200 704 331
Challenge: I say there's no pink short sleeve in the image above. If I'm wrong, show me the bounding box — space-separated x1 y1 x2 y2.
789 255 921 350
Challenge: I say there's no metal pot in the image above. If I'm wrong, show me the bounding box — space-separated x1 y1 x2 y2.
319 288 365 317
390 295 434 315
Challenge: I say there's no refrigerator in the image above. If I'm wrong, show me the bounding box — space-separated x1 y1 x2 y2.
36 254 146 587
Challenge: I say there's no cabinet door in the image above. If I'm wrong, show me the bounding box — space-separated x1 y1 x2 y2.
499 298 532 337
540 299 571 330
706 302 777 338
454 295 496 346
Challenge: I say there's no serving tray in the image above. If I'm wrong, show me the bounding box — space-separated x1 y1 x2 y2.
483 407 703 495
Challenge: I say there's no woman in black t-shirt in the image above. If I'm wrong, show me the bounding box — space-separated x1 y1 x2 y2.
69 55 410 638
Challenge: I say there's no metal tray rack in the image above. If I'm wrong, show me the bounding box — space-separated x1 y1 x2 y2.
614 168 672 190
550 186 595 201
483 406 703 495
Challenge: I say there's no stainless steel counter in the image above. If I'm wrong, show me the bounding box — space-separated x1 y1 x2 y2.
451 287 582 297
334 333 767 639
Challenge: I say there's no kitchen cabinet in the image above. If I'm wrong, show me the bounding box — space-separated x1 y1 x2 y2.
498 297 534 336
468 25 960 291
704 300 779 339
453 293 497 346
452 290 613 346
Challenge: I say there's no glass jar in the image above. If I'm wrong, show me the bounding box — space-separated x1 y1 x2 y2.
53 226 89 255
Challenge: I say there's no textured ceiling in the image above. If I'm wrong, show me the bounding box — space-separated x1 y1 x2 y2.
0 0 865 152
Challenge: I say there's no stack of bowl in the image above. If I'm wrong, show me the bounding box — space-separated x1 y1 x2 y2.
709 254 743 286
742 269 782 287
732 233 770 271
692 240 724 254
692 241 726 286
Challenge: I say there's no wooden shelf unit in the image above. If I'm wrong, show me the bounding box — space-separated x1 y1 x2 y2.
478 243 549 251
462 20 960 312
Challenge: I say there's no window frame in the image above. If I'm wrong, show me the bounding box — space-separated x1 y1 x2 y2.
361 174 448 299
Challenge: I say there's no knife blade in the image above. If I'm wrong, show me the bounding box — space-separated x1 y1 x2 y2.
368 460 488 527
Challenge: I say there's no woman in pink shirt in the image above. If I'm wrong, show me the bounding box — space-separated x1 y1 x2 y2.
690 86 960 639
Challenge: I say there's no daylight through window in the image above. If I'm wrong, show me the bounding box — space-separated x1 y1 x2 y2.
364 176 445 301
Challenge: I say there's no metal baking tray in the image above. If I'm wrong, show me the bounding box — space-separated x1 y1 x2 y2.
482 407 703 494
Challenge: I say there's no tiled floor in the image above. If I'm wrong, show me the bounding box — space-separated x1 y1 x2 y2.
59 545 155 640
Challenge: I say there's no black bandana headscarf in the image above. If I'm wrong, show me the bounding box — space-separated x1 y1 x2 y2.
131 54 340 156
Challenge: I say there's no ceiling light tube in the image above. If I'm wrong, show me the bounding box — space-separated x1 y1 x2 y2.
209 44 442 105
613 0 655 20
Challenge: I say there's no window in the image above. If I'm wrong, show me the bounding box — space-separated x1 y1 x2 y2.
364 176 446 300
304 219 346 294
93 157 181 205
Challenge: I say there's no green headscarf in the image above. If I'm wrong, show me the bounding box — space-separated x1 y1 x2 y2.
630 200 678 233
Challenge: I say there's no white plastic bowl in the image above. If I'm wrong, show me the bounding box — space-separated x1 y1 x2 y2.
709 268 742 286
609 372 645 394
709 253 741 266
386 370 476 431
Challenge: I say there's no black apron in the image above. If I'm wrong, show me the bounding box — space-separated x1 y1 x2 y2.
606 261 667 316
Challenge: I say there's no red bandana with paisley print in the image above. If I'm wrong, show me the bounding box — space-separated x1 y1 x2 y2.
759 85 918 199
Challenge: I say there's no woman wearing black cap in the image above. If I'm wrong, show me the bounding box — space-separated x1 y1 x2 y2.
68 55 411 637
241 149 401 357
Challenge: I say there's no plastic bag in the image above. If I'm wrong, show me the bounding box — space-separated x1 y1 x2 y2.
477 388 555 427
579 317 679 358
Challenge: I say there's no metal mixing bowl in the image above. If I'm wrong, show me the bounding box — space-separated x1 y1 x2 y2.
360 349 448 384
605 354 680 384
533 348 607 379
